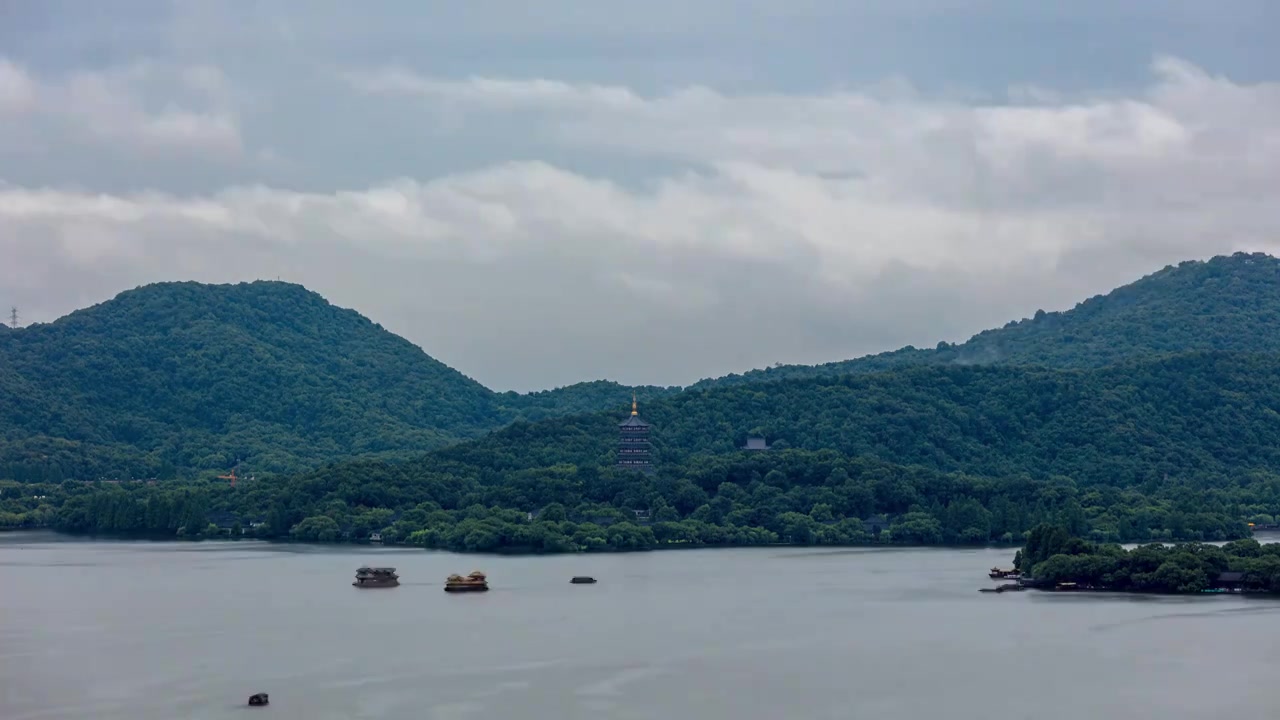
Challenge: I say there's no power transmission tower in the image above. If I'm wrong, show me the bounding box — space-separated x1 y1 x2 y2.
8 307 16 329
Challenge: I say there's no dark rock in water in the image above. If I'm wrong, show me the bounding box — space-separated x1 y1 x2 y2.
570 576 597 584
978 583 1025 594
248 693 269 706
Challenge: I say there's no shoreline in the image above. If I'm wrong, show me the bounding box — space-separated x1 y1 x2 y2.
10 526 1273 556
1013 584 1280 598
3 527 1030 555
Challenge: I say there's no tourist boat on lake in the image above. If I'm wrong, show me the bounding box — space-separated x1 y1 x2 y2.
353 567 399 588
445 570 489 592
988 566 1021 580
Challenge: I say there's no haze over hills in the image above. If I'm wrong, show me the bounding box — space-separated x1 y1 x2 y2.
3 251 1280 482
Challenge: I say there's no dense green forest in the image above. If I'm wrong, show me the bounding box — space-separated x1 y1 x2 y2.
496 380 680 423
1 446 1266 553
6 252 1280 481
9 352 1280 553
689 251 1280 390
438 352 1280 486
0 281 674 480
7 252 1280 554
1012 524 1280 594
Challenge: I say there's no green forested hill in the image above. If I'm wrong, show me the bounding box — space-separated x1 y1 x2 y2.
431 351 1280 486
0 282 674 480
216 350 1275 550
689 252 1280 389
10 252 1280 552
6 251 1280 485
497 380 680 422
25 350 1276 552
0 281 506 478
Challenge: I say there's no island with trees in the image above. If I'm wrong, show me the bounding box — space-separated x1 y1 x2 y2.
1007 523 1280 594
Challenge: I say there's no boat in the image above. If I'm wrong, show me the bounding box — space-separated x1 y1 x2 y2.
988 566 1022 580
570 576 597 584
352 566 399 588
445 570 490 592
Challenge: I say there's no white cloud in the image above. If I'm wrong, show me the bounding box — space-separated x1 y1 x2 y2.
347 55 1280 272
0 58 242 156
3 55 1280 389
347 55 1278 192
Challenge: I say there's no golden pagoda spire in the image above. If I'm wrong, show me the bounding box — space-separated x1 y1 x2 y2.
631 392 638 416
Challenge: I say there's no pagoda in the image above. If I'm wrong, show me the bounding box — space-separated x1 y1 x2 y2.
617 394 654 473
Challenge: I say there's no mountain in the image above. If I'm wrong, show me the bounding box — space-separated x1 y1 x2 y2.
0 281 507 478
7 250 1280 482
688 251 1280 389
14 252 1280 550
268 350 1280 550
429 350 1280 485
0 281 672 480
497 380 681 422
32 351 1274 550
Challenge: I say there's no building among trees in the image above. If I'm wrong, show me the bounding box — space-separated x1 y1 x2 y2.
617 394 654 473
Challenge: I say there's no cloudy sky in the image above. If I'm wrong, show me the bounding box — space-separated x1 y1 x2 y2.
2 1 1279 391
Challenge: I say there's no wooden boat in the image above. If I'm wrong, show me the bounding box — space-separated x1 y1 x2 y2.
445 570 489 592
247 693 269 706
353 566 399 587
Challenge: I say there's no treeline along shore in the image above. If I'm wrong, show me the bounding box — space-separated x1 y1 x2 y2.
1005 524 1280 595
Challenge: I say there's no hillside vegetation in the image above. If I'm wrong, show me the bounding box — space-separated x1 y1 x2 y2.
8 252 1280 555
1014 524 1280 594
5 252 1280 480
15 351 1280 553
407 351 1280 490
0 281 671 480
690 251 1280 389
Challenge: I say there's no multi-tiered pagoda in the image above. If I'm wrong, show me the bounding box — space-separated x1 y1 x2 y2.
617 394 654 473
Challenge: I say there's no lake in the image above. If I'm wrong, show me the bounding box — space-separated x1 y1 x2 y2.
3 532 1279 719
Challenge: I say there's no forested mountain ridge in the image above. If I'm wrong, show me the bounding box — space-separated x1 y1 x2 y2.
424 350 1280 486
21 351 1280 551
0 281 671 480
496 380 681 423
0 281 502 478
11 253 1280 551
688 251 1280 390
5 251 1280 483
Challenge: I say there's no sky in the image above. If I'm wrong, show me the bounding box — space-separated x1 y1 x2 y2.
2 1 1279 391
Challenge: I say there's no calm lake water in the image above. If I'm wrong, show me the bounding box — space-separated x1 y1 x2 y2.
3 532 1280 720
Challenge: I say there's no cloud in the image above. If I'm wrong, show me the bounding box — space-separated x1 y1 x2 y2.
0 58 241 157
0 60 37 115
346 56 1278 188
341 57 1280 285
3 52 1280 390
